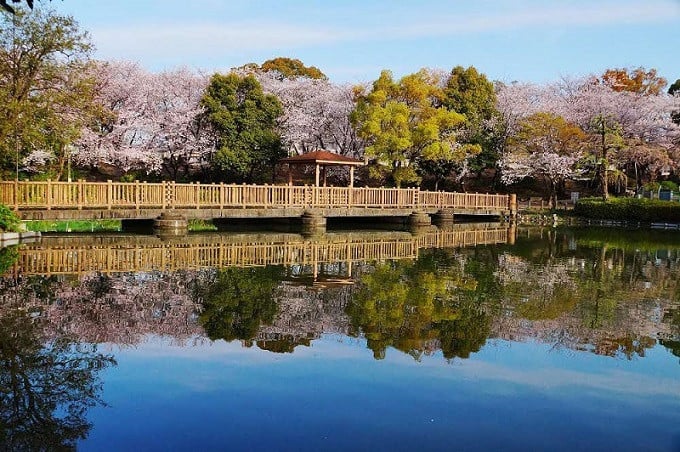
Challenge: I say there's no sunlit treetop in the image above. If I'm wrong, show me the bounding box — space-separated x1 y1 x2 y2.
600 67 667 96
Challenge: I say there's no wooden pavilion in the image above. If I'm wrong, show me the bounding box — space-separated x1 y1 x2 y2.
279 150 365 187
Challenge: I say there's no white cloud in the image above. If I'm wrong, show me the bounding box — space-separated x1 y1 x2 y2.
91 1 678 60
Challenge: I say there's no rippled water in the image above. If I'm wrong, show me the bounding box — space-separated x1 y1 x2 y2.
0 225 679 451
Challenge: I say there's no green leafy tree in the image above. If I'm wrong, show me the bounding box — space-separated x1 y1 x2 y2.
352 69 472 187
442 66 501 178
0 8 95 178
0 310 116 450
589 114 626 200
260 57 326 80
195 266 284 342
201 73 285 183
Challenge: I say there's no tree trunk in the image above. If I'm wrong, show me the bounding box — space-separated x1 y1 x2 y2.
600 122 609 200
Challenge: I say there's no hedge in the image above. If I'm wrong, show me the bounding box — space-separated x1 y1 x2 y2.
574 197 680 223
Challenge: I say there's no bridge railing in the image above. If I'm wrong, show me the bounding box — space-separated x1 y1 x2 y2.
0 180 510 212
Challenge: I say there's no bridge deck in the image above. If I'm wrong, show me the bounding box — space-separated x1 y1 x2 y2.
0 181 514 221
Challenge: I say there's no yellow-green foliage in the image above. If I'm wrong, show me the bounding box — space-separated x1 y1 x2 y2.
352 69 473 187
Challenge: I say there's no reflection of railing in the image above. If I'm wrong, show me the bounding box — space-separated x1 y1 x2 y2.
13 226 510 276
0 180 511 212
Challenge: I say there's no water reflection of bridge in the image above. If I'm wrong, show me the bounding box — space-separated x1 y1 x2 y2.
13 223 512 276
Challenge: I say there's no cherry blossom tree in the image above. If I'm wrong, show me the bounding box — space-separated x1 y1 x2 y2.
499 112 585 205
553 77 680 195
252 70 364 158
76 61 211 179
496 76 680 197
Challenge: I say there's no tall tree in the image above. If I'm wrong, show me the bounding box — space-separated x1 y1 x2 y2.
76 62 212 180
201 72 285 183
0 8 94 178
259 57 326 80
352 69 471 187
255 71 364 157
554 77 680 195
500 112 586 205
589 114 625 199
443 66 500 178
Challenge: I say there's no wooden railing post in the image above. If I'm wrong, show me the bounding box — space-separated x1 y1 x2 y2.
134 180 140 210
13 180 18 211
509 193 517 217
78 179 84 210
196 181 201 209
46 179 52 210
107 180 113 210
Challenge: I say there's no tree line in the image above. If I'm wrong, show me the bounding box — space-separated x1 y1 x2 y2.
1 9 679 202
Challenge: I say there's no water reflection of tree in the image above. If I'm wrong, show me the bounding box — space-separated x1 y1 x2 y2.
194 266 285 343
347 250 485 360
0 272 203 345
488 229 680 360
0 310 116 450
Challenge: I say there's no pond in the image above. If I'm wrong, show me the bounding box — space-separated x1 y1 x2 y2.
0 224 678 451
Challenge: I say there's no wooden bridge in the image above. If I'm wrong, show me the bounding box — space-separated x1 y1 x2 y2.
0 181 516 225
10 224 513 277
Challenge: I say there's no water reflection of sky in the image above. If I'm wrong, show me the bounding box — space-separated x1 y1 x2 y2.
83 335 680 452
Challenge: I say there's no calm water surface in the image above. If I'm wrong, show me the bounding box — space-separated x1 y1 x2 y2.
0 225 679 451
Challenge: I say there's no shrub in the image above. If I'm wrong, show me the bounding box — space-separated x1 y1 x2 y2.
643 181 679 192
574 197 680 222
0 204 21 232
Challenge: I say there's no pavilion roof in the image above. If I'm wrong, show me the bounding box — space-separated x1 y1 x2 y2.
279 150 365 166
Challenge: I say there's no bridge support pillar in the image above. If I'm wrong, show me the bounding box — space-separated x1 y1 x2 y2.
409 211 431 227
433 209 455 226
154 212 188 237
301 210 326 236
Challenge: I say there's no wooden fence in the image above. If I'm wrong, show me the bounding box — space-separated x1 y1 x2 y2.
0 180 512 212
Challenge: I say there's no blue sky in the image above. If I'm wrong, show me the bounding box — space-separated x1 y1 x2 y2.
49 0 680 85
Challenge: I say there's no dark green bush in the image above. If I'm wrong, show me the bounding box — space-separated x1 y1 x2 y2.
574 197 680 222
0 204 20 232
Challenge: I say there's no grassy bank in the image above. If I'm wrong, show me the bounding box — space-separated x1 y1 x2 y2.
25 219 122 232
574 197 680 223
24 218 218 233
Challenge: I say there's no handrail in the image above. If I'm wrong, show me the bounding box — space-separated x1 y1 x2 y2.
0 180 512 212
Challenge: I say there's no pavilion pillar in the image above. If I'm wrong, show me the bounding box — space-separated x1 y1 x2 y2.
322 166 327 187
350 166 355 187
315 164 320 187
